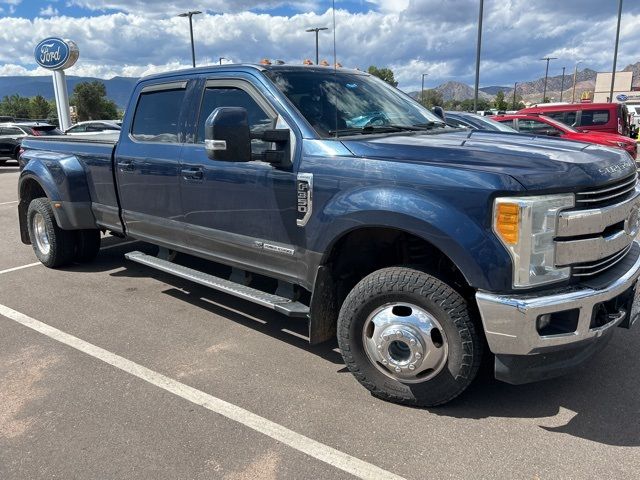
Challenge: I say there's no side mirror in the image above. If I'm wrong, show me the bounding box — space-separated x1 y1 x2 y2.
205 107 251 162
432 106 446 121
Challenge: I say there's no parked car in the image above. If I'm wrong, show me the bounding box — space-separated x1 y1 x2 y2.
65 120 121 135
518 102 632 137
444 111 518 132
492 113 637 159
17 65 640 407
0 122 63 165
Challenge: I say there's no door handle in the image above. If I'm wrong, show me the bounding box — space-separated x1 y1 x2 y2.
181 167 204 180
118 160 135 172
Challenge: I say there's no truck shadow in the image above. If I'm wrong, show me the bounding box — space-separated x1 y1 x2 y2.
73 239 640 447
432 336 640 447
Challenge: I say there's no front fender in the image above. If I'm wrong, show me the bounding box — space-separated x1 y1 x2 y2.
310 186 512 292
19 151 96 230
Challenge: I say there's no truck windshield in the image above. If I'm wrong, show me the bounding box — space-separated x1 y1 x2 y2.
266 69 446 138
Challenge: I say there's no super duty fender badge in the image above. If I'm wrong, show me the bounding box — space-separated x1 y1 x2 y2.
296 173 313 227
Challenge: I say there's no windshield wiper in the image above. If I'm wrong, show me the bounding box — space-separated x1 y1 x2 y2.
329 124 442 136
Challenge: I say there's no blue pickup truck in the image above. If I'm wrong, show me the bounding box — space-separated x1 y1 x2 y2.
18 65 640 406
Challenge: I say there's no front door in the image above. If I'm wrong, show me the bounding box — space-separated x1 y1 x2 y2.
179 77 300 281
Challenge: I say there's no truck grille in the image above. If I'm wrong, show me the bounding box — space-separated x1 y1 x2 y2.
571 243 634 277
575 172 638 208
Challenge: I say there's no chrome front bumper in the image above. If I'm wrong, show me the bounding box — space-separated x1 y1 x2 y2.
476 241 640 356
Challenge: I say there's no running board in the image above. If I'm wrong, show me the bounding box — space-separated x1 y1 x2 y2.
125 251 309 318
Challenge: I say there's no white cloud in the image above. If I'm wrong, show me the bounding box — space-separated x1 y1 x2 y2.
0 1 639 92
39 5 60 17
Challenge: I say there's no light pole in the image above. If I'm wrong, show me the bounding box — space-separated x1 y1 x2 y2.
305 27 328 65
512 82 518 110
219 57 227 65
572 60 583 103
609 0 623 103
540 56 557 103
559 66 566 101
421 73 429 105
178 10 202 68
473 0 484 113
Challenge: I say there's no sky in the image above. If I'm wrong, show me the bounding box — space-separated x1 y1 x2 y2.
0 0 639 91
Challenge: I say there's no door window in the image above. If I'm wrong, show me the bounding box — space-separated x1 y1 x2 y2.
197 87 273 154
518 119 561 136
0 127 23 136
131 88 186 143
67 124 87 133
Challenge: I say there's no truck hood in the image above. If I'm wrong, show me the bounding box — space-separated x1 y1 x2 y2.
340 130 637 191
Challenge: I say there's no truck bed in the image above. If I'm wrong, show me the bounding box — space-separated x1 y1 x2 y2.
21 134 122 233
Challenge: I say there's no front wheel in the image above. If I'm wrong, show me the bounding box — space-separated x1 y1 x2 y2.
337 267 483 407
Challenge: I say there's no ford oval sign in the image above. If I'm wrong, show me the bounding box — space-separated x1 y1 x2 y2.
34 38 79 70
616 94 628 102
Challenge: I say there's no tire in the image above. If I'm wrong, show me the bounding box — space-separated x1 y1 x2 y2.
75 229 101 263
27 198 77 268
337 267 483 407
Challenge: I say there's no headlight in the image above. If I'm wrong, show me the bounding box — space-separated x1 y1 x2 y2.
493 194 574 288
615 141 629 148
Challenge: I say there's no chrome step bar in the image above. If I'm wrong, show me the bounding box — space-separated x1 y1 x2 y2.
125 251 309 318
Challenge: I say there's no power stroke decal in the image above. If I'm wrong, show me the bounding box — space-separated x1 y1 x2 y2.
296 173 313 227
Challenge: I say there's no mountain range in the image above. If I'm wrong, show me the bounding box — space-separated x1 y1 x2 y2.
0 75 138 108
1 62 639 108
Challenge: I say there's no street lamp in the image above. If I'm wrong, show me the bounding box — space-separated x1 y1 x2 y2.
421 73 429 105
305 27 328 65
473 0 484 113
609 0 623 103
178 10 202 68
540 56 557 103
512 82 518 110
219 57 227 65
572 60 583 103
559 66 566 101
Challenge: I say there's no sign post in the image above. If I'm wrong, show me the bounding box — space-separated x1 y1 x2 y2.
34 38 79 130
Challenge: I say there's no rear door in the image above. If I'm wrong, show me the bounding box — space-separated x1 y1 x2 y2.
115 81 191 243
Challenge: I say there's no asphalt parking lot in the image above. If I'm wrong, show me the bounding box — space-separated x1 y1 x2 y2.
1 159 639 480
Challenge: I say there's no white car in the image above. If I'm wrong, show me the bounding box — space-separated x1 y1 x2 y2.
65 121 121 135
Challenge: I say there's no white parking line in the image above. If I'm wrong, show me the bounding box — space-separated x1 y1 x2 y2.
0 241 140 275
0 262 41 275
0 200 18 205
0 303 405 480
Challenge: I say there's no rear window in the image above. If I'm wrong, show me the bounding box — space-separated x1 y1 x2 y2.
580 110 610 126
31 126 63 136
131 88 186 143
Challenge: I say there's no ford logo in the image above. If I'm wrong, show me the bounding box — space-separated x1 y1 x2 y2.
617 94 628 102
34 37 79 70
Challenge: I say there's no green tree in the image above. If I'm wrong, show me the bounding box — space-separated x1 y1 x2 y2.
417 89 444 109
456 98 492 112
367 65 398 87
71 81 119 121
0 94 31 118
494 90 508 111
29 95 51 119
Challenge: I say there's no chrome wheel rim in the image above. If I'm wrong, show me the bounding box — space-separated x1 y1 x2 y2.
362 302 449 383
32 212 51 256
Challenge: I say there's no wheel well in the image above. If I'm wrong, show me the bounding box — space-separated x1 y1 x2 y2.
325 227 471 303
20 178 47 204
18 178 48 244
